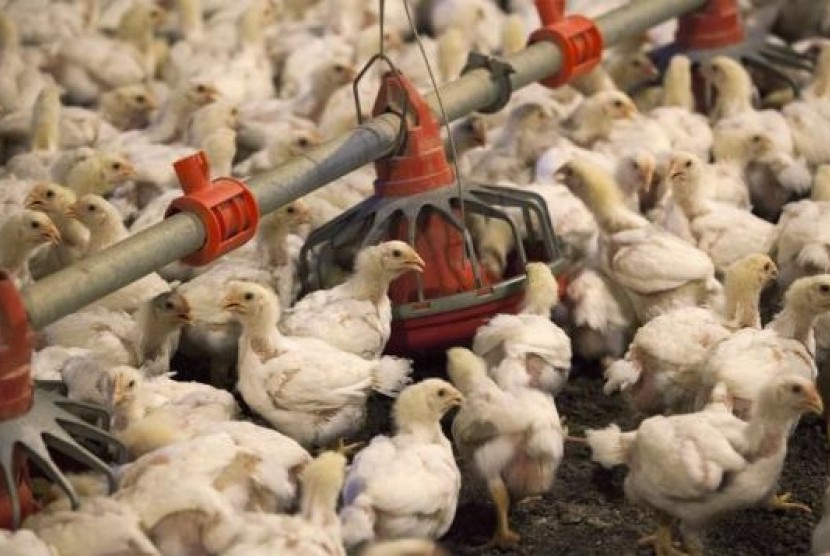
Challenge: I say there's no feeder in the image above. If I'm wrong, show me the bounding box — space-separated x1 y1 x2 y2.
0 271 126 529
648 0 815 104
298 66 566 355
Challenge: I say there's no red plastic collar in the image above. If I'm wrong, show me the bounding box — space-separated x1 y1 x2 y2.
528 0 604 88
675 0 745 51
0 271 34 421
166 152 260 266
371 71 455 197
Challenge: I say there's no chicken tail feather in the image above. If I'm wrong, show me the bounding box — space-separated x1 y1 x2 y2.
371 356 414 397
603 358 640 395
797 242 830 273
585 424 632 468
339 494 376 548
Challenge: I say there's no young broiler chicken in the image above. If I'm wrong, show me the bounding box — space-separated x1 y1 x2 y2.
115 426 307 556
219 451 347 556
339 379 463 549
223 281 412 448
0 208 61 287
280 241 426 360
472 262 571 396
449 347 563 549
562 90 639 148
70 194 170 311
604 254 778 416
25 182 89 278
44 290 190 377
771 165 830 290
587 374 823 556
558 158 720 323
697 275 830 433
667 150 777 273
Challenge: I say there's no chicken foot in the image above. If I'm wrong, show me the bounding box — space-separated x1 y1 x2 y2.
765 492 811 513
637 512 689 556
482 477 521 549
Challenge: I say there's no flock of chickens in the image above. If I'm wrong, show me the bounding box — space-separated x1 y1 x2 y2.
2 0 830 554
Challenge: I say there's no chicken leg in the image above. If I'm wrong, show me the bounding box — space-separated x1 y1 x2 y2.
483 477 521 549
637 511 688 556
332 438 365 457
765 492 811 513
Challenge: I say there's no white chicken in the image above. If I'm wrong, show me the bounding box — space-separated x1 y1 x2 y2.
667 150 777 273
25 182 89 278
472 262 571 396
0 208 61 287
586 374 823 556
223 281 413 448
449 347 563 548
339 378 463 548
696 275 830 430
558 157 720 323
218 451 347 556
280 241 425 359
604 254 779 415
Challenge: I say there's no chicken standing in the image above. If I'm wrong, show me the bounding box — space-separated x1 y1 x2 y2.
339 379 463 548
280 241 426 359
223 281 412 448
587 375 823 556
449 347 563 548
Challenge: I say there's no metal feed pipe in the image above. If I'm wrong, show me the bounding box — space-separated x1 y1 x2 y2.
20 0 707 330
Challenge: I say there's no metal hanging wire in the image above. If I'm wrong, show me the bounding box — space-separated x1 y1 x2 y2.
399 0 471 265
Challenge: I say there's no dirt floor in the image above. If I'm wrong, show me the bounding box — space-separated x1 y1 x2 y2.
360 355 830 556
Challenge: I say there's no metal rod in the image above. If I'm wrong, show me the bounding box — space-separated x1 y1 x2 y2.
20 0 707 330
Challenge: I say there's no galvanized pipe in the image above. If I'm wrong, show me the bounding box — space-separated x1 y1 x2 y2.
21 0 707 330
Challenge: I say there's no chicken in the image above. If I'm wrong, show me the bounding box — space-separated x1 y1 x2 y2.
280 241 426 359
146 79 220 143
70 193 170 311
771 165 830 290
697 275 830 430
472 262 571 396
219 451 347 556
44 290 190 376
55 148 136 197
0 529 57 556
23 495 160 556
586 374 823 556
0 208 61 287
223 281 412 448
667 150 777 273
604 254 778 415
99 83 158 131
449 347 563 548
25 182 89 278
561 90 638 147
339 379 463 548
558 158 720 322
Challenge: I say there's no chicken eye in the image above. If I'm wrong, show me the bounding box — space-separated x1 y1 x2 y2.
763 263 772 271
46 189 55 198
297 138 309 148
392 249 402 258
244 292 254 300
286 206 295 214
111 162 122 171
751 135 762 143
334 65 345 73
819 284 830 294
30 221 40 229
164 301 175 310
437 388 447 397
135 95 146 104
631 59 641 67
790 384 802 394
88 204 96 211
684 160 692 169
612 99 624 108
196 85 207 93
127 380 136 388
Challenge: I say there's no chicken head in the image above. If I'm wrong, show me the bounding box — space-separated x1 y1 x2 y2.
393 379 463 432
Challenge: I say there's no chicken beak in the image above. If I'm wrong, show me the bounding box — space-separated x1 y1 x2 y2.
119 162 137 179
403 252 426 273
221 293 242 313
639 166 655 191
25 196 44 210
42 224 61 245
294 208 312 225
446 391 464 408
65 204 78 218
623 105 638 119
343 66 357 82
803 389 824 415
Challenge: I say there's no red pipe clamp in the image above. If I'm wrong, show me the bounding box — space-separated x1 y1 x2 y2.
675 0 745 51
528 0 604 88
0 270 38 528
166 151 260 266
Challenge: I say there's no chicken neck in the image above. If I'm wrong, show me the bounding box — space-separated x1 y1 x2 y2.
133 305 181 369
346 257 395 305
238 300 283 366
766 298 820 350
662 61 694 111
85 214 128 254
672 174 709 220
721 276 763 330
743 400 800 459
257 218 291 266
299 475 341 531
177 0 204 41
0 233 34 276
711 72 753 121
